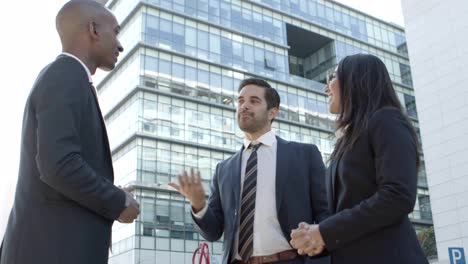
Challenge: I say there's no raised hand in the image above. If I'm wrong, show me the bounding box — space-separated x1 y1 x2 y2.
290 222 326 256
168 168 206 213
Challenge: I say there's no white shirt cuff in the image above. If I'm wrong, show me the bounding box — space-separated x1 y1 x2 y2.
192 204 208 219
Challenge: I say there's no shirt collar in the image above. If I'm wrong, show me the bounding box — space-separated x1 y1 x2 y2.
61 52 93 83
243 130 276 151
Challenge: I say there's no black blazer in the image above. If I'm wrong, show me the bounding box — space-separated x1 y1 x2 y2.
319 108 428 264
192 137 330 264
0 56 126 264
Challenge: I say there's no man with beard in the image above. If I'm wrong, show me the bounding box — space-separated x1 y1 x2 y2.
169 78 329 264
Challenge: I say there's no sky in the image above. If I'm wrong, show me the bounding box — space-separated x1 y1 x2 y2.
0 0 404 241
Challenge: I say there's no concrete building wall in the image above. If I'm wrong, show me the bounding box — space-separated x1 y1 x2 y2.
401 0 468 263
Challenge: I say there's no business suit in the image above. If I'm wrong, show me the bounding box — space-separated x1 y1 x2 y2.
0 55 126 264
193 136 329 264
319 108 428 264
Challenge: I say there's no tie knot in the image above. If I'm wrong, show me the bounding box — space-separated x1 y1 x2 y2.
249 143 262 152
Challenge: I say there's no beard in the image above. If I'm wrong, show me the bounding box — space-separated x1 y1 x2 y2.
237 111 269 133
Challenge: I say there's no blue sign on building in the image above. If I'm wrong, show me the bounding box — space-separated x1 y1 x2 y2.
449 248 466 264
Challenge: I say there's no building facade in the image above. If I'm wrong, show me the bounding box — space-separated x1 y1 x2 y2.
96 0 433 263
402 0 468 263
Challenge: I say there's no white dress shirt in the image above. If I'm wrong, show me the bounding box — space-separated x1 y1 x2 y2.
194 130 291 260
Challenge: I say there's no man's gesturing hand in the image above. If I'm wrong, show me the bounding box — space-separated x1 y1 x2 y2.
168 168 206 213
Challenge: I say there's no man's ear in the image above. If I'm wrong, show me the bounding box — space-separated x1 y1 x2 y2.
268 107 278 121
89 21 99 40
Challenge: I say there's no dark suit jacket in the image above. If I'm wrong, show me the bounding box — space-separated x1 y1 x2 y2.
192 137 329 264
0 55 126 264
319 108 428 264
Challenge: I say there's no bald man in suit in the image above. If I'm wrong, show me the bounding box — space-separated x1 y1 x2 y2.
0 1 139 263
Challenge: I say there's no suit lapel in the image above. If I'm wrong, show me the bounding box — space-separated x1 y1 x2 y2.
328 157 341 213
231 148 243 210
327 160 336 213
88 84 114 180
275 137 289 212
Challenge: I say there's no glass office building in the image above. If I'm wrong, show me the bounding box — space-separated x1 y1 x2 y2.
98 0 433 263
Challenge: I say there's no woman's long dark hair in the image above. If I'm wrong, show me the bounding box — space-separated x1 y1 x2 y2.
330 54 420 166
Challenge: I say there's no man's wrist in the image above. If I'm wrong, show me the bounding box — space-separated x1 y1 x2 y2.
191 201 206 213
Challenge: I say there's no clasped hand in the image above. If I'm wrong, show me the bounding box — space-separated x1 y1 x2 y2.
117 186 140 223
290 222 326 257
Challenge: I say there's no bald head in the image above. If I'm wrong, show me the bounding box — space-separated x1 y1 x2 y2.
56 1 114 47
55 0 123 73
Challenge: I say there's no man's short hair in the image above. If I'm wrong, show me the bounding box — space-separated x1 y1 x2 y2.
238 78 280 110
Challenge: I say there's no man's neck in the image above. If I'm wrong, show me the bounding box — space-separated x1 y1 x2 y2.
244 127 271 141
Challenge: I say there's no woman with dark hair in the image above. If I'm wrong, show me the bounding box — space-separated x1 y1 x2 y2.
290 54 428 264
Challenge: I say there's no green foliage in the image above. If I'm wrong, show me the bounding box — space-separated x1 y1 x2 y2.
418 226 437 259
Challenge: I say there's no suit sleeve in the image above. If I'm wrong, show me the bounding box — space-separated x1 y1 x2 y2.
192 163 225 241
34 70 126 221
319 109 418 251
308 145 329 223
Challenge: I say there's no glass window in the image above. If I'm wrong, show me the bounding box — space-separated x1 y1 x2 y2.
242 8 253 35
198 69 210 87
272 19 283 44
232 41 243 67
159 18 172 45
185 26 197 47
145 56 158 72
173 22 185 52
221 37 233 65
220 1 231 27
253 11 263 37
170 201 185 223
254 46 264 66
145 15 159 45
316 3 325 20
155 199 170 224
142 201 155 223
197 29 209 51
198 0 209 13
159 59 171 76
172 63 184 83
209 33 220 54
243 44 254 72
400 63 413 86
262 15 274 41
231 5 242 31
325 7 334 23
404 94 418 118
265 50 276 70
208 0 220 22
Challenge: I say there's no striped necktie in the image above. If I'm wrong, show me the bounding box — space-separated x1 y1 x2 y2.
238 143 262 261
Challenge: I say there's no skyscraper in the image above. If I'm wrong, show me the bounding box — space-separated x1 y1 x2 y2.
98 0 433 263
